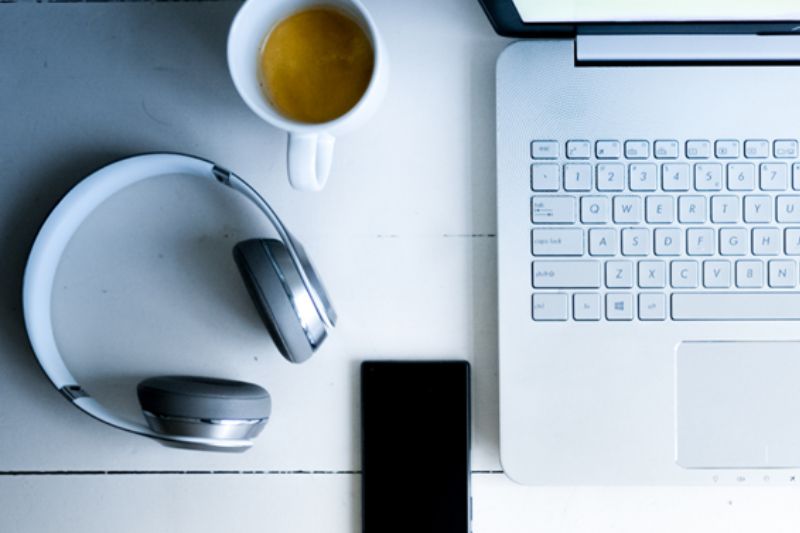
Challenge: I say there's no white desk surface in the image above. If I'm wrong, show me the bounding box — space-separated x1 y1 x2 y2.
0 1 798 531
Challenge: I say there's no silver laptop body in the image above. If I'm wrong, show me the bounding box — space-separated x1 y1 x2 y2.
496 25 800 484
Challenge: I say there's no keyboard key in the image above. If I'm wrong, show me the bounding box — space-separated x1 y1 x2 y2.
563 163 592 191
532 196 576 224
596 163 625 191
662 163 690 191
596 140 621 159
715 140 739 159
752 228 781 255
744 139 769 158
760 163 789 191
703 260 732 288
710 195 739 223
671 292 800 320
532 260 601 288
573 293 601 321
588 228 617 256
794 163 800 190
785 228 800 255
621 228 650 256
678 196 706 223
671 260 699 288
736 260 764 288
743 195 772 223
774 139 798 159
580 196 610 224
613 196 642 224
531 228 583 256
638 293 667 320
606 293 634 320
769 259 797 288
686 140 711 159
605 260 634 288
720 227 749 255
566 140 591 159
686 228 715 256
638 260 667 288
624 140 649 159
629 163 658 191
531 140 558 159
645 195 674 224
532 293 568 321
694 163 723 191
531 164 560 191
777 196 800 223
654 228 681 256
654 140 679 159
727 163 756 191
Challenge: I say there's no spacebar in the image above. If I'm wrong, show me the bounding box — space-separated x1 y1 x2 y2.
672 292 800 320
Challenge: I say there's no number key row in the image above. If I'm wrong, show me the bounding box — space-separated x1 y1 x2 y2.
531 162 800 192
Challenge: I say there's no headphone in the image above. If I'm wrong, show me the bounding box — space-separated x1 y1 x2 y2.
22 153 337 452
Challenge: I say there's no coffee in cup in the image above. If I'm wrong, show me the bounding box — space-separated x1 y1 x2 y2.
259 7 374 124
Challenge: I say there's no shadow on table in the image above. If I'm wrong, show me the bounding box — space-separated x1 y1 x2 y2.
0 148 134 390
466 34 507 468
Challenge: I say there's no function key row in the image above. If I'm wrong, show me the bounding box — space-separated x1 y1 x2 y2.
531 139 800 161
531 162 800 192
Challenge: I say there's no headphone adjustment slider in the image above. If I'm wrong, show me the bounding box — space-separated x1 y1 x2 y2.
212 165 232 185
60 385 89 402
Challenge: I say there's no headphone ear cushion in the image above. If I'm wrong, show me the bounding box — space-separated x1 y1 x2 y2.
137 376 271 421
233 239 316 363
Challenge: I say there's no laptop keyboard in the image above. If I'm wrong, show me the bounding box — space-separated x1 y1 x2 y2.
530 138 800 321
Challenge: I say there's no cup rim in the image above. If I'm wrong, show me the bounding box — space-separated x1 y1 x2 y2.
227 0 384 134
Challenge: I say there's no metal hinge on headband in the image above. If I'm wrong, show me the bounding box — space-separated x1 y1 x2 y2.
60 385 88 401
212 165 232 185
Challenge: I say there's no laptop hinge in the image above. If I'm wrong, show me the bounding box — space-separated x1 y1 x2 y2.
576 34 800 65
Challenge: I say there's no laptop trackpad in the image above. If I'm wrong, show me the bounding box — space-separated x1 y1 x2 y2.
676 341 800 468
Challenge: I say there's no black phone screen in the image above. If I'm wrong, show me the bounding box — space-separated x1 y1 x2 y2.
361 361 471 533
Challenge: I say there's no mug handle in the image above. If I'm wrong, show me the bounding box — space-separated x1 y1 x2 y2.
287 133 335 191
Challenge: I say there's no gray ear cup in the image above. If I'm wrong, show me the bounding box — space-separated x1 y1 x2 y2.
233 238 327 363
137 376 271 442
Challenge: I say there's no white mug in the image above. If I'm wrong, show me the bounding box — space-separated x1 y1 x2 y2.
227 0 388 192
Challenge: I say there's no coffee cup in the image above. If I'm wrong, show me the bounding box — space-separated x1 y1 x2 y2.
228 0 388 192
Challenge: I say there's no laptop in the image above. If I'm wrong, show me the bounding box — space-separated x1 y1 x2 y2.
483 0 800 484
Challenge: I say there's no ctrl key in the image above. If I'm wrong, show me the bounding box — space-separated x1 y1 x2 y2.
532 293 568 321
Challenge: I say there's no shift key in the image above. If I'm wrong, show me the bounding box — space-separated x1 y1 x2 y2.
532 260 601 288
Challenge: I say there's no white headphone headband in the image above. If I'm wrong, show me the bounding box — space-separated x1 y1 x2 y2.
22 153 326 449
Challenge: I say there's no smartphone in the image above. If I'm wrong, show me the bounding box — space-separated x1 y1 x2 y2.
361 361 471 533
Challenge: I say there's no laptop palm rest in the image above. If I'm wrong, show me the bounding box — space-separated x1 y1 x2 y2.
676 341 800 468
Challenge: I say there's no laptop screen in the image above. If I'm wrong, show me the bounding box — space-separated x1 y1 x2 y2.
511 0 800 23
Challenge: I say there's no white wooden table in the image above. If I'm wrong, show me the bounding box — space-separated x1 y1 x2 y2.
0 1 798 531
